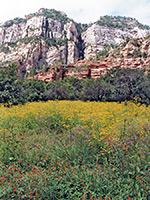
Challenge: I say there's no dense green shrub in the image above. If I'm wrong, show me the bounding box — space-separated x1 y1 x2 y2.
132 38 141 47
103 67 150 104
96 48 109 59
0 64 150 105
3 18 27 27
96 15 150 30
44 37 68 47
0 44 11 54
36 8 69 24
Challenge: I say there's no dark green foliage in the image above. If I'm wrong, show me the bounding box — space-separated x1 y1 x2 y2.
0 64 24 104
29 68 37 76
3 63 18 81
1 35 68 51
0 64 47 104
132 49 142 58
132 38 141 47
122 37 130 47
75 23 88 33
17 36 37 45
22 79 47 102
0 44 11 54
44 37 57 46
103 67 150 105
46 75 83 100
96 48 109 59
46 80 69 100
12 17 27 24
63 77 83 100
96 15 150 30
128 49 142 58
3 20 14 27
0 61 10 68
137 22 150 29
44 37 68 47
36 9 70 24
7 42 16 48
3 18 27 27
143 52 148 59
38 67 150 105
0 64 150 105
81 78 112 102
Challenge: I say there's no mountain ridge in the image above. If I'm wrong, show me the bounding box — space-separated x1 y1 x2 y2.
28 35 150 82
0 8 150 79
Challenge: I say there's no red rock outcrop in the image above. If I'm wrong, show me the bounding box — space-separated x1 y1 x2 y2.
29 57 150 82
28 37 150 82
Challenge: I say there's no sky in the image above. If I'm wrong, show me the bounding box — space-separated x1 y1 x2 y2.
1 0 150 26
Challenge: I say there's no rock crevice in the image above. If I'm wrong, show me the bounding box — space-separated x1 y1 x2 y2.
0 9 150 77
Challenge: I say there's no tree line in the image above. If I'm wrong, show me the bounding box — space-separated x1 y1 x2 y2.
0 64 150 106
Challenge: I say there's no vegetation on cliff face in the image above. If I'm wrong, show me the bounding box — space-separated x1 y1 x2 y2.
0 8 70 28
44 37 68 47
0 44 11 54
1 9 150 70
1 18 27 28
0 10 150 200
35 8 70 24
96 48 110 60
96 15 150 29
0 35 68 55
95 35 150 61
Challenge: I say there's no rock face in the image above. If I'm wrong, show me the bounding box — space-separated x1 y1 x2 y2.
82 16 150 59
0 9 79 44
0 8 80 76
29 36 150 82
0 10 150 78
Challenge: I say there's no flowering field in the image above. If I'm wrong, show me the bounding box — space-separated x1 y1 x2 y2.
0 101 150 199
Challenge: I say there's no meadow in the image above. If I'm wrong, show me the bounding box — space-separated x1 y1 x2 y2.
0 100 150 199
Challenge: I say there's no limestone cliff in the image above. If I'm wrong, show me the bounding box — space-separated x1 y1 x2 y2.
0 8 80 77
0 10 150 78
82 16 150 59
29 36 150 82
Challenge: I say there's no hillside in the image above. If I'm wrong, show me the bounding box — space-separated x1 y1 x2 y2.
0 8 150 78
29 36 150 81
82 16 150 59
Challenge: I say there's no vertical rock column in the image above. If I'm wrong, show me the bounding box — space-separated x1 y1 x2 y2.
64 21 80 64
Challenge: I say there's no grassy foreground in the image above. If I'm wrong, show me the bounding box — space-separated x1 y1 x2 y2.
0 101 150 199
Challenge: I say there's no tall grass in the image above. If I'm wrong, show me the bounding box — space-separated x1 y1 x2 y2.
0 101 150 199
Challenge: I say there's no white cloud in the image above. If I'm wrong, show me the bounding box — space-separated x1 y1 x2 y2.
0 0 150 26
